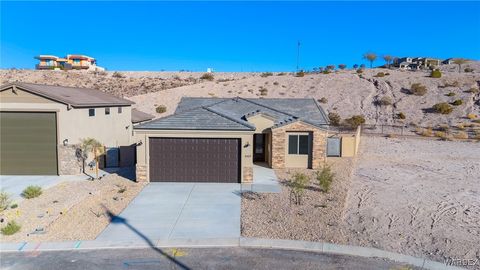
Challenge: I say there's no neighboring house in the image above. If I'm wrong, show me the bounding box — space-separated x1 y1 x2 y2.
134 97 330 184
394 57 441 70
35 54 105 71
0 82 153 176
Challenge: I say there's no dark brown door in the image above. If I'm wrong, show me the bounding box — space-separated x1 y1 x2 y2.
149 138 240 183
253 134 266 162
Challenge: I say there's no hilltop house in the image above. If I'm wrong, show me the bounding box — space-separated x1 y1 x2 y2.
35 54 105 71
0 82 153 175
394 57 441 70
134 97 331 183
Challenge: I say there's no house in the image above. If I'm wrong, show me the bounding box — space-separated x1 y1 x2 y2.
35 54 105 71
0 82 153 175
133 97 330 183
394 57 441 70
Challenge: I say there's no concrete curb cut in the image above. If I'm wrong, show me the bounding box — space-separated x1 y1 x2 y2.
0 237 465 270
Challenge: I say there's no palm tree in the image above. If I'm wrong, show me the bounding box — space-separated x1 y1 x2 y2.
363 52 377 68
80 138 105 179
383 55 393 68
453 58 468 73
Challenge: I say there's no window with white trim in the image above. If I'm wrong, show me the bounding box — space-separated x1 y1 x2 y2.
288 134 309 155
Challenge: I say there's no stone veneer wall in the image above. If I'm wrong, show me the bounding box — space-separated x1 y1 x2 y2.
243 167 253 183
271 121 327 169
136 165 147 182
58 145 83 175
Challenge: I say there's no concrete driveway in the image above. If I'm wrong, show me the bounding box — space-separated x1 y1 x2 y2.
0 174 87 201
96 183 241 243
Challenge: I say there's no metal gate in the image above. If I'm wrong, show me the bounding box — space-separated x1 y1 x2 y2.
327 137 341 157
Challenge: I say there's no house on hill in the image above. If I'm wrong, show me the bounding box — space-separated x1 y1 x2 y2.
35 54 105 71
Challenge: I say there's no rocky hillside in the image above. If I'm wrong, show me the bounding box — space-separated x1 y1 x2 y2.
1 64 479 129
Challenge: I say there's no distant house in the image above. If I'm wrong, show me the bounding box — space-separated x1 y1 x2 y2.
394 57 441 70
35 54 105 71
442 58 456 65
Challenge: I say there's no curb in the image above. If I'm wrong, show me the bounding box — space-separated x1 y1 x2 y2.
0 237 466 270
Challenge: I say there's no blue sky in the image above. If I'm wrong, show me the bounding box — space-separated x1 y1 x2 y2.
1 1 479 71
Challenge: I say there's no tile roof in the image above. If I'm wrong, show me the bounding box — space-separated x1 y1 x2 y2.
1 82 134 107
135 97 329 131
131 109 155 124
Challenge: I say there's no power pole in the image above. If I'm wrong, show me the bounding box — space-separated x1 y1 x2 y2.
296 41 301 72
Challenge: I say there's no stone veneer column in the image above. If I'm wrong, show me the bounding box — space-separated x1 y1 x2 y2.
58 145 83 175
136 165 148 182
243 167 253 183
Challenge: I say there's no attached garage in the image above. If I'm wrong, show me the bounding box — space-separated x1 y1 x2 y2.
0 111 58 175
149 138 240 183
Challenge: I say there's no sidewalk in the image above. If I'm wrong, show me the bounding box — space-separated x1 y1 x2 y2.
0 237 464 270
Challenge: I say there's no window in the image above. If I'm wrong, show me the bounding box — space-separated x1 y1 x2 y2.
118 107 122 114
105 108 110 115
288 134 309 155
88 108 95 117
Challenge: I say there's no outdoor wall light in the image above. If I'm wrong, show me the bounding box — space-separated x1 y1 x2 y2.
244 142 250 148
63 139 69 146
136 140 143 146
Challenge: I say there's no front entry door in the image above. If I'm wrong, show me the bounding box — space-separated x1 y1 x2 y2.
253 134 266 162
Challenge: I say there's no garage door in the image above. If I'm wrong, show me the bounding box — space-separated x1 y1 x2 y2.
0 112 58 175
149 138 240 183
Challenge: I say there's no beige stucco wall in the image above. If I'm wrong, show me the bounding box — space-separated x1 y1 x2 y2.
134 129 254 183
337 126 362 157
0 87 133 147
247 114 275 133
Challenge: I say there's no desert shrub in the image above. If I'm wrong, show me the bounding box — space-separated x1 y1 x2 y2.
416 127 433 137
289 172 309 205
409 83 427 96
456 123 465 130
454 131 469 139
430 69 442 78
374 72 385 77
295 71 305 77
273 81 279 86
260 72 273 77
1 221 21 235
440 81 460 88
155 105 167 114
0 191 11 211
356 69 363 74
277 72 286 76
432 103 453 114
21 186 42 199
328 112 341 126
451 99 463 106
316 166 334 193
200 73 214 81
464 67 474 73
446 92 456 97
397 112 406 119
378 96 392 106
338 64 347 70
434 131 449 140
437 124 449 131
344 115 365 128
322 70 331 74
112 72 125 78
467 113 477 119
259 87 268 96
465 88 479 93
318 97 328 104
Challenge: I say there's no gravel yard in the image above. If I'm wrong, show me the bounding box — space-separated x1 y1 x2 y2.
0 174 144 242
242 136 480 268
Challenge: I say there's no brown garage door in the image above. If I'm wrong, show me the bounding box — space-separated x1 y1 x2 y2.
149 138 240 183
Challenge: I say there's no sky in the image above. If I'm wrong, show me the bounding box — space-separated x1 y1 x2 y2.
1 1 479 72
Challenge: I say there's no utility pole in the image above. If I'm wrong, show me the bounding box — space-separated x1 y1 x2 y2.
296 41 301 72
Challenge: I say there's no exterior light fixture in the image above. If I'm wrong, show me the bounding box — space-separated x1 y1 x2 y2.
63 139 69 146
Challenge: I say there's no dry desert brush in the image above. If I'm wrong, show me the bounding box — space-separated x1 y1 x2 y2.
409 83 428 96
200 73 214 81
344 115 366 128
1 221 21 235
21 185 42 199
289 172 309 205
432 103 453 114
0 191 12 211
316 166 334 193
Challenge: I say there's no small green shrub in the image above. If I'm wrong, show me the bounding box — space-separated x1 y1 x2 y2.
1 221 21 235
10 203 18 209
464 67 474 73
430 69 442 78
259 87 268 96
295 71 305 77
378 96 392 106
317 166 334 193
21 186 42 199
273 81 279 86
451 99 463 106
318 97 328 104
289 172 309 205
112 72 125 78
409 83 427 96
374 72 385 77
260 72 273 77
200 73 214 81
432 103 453 114
322 70 331 74
155 105 167 114
344 115 366 128
397 112 406 119
328 112 341 126
0 191 11 211
445 92 456 97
